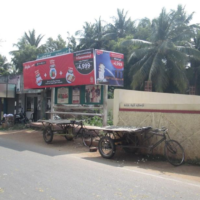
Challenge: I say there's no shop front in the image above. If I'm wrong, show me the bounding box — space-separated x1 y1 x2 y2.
0 75 18 119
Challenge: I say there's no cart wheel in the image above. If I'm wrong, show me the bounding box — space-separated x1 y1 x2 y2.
123 134 139 154
98 136 115 159
43 127 53 144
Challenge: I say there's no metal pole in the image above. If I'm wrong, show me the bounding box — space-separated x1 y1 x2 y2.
103 85 108 126
51 88 55 120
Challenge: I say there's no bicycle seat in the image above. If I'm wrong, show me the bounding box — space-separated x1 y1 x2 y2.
142 126 152 130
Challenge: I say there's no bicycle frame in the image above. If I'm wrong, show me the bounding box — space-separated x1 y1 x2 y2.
104 128 169 152
72 121 85 138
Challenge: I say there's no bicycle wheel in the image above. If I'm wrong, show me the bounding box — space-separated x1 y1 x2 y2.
164 140 185 166
98 136 115 159
81 129 93 147
43 127 53 144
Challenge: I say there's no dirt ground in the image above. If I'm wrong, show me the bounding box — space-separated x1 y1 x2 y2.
0 128 200 184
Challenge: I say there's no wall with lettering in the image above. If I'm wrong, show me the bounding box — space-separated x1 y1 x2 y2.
113 89 200 161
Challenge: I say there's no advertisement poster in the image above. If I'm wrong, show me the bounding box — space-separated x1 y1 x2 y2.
95 50 124 86
23 49 95 89
85 85 101 103
72 86 80 104
57 87 69 104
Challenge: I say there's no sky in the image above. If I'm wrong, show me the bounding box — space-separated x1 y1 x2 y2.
0 0 200 62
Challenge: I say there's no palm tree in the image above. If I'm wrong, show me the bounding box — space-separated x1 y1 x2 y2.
75 22 95 49
0 55 11 75
90 17 107 49
186 30 200 94
10 30 45 72
122 6 200 93
106 9 134 40
44 35 66 52
134 18 151 41
76 18 107 50
24 29 44 47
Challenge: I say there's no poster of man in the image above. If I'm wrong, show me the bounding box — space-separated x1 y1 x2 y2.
85 85 101 103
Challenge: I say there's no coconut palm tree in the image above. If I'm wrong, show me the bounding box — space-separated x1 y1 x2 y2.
0 55 11 75
90 17 108 49
75 22 95 50
76 18 108 50
10 30 45 72
122 6 200 93
24 29 44 47
186 30 200 94
43 35 66 52
106 9 134 40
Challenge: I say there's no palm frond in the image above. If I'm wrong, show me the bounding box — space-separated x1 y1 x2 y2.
176 47 200 61
121 39 152 48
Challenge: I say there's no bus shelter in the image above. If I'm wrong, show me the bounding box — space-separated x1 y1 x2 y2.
23 49 124 125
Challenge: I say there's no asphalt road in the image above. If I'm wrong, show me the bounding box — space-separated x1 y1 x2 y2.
0 129 200 200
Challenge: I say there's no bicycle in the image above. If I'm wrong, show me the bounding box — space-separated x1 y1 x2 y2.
71 120 93 147
98 126 185 166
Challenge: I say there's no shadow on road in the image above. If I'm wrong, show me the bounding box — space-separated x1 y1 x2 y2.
0 129 200 182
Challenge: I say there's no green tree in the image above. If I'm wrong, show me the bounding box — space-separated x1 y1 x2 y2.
134 18 151 41
186 30 200 94
43 35 66 52
10 45 44 73
10 30 45 73
91 17 108 49
76 22 95 50
24 29 44 47
122 6 200 93
66 32 77 51
0 55 11 75
106 9 135 39
76 18 108 49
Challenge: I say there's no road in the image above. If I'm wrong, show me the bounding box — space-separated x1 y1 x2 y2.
0 129 200 200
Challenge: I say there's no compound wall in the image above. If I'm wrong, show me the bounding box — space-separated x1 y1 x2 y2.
113 89 200 161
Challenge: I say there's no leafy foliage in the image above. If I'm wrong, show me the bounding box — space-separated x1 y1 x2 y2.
122 6 200 93
0 54 11 75
43 35 66 52
7 5 200 95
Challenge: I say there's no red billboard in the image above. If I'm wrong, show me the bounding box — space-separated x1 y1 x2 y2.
23 49 95 89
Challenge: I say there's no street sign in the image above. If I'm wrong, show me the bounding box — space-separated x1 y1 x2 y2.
37 48 71 60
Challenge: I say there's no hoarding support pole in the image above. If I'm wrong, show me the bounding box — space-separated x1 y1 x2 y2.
51 88 55 120
103 85 108 126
